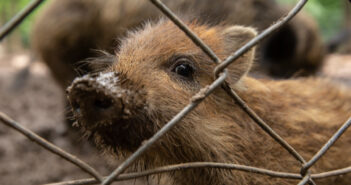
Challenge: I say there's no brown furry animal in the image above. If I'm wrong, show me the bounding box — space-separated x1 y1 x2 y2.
67 21 351 185
32 0 325 89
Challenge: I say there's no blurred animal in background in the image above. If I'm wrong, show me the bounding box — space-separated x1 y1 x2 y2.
31 0 325 90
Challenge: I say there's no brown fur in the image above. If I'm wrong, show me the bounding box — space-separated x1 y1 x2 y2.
32 0 325 89
67 21 351 185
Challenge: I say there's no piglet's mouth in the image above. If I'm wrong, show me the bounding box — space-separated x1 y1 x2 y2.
66 72 152 150
89 117 154 151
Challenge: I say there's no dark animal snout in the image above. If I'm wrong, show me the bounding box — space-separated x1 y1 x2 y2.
67 73 123 127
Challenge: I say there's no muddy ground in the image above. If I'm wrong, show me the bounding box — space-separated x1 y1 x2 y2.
0 44 351 185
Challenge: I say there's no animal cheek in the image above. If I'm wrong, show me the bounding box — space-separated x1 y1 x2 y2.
156 74 186 93
147 85 189 106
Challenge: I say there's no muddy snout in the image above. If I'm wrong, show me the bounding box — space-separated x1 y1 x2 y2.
67 72 125 128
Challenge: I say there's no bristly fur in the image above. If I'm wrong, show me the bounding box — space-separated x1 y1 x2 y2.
68 20 351 185
75 50 116 76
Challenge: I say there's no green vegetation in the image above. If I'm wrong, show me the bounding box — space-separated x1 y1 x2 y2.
278 0 345 40
0 0 46 48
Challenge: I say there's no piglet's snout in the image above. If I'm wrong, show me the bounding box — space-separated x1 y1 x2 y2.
67 72 124 127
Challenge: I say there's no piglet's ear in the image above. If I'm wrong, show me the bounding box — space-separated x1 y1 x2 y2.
221 26 257 84
222 26 257 51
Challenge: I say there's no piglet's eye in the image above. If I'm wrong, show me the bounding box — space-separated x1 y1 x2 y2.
173 63 194 78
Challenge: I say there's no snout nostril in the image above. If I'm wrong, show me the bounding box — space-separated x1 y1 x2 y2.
94 98 113 109
71 100 80 110
70 100 81 113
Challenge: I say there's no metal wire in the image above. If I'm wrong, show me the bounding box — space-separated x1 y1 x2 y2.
151 0 309 167
149 0 221 64
0 0 350 185
312 166 351 179
44 163 351 185
101 73 228 185
299 116 351 178
0 112 104 183
46 162 302 185
141 1 315 184
213 0 309 77
0 0 46 41
298 175 312 185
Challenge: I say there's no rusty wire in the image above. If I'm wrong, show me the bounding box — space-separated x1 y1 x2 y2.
0 0 351 185
0 0 46 41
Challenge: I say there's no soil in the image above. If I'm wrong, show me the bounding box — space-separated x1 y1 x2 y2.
0 44 350 185
0 46 147 185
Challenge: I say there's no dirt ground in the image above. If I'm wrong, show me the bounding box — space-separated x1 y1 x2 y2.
0 45 147 185
0 43 351 185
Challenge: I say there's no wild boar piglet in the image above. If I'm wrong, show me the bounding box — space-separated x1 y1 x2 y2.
67 21 351 185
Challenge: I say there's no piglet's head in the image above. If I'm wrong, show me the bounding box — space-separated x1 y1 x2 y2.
67 20 256 157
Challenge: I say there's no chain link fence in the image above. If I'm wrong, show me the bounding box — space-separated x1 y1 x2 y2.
1 0 351 185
